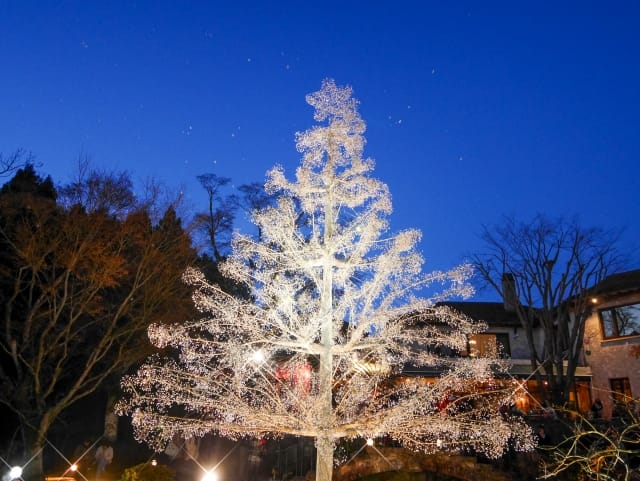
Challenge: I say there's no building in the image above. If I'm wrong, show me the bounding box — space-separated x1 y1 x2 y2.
583 269 640 418
438 301 592 415
430 269 640 419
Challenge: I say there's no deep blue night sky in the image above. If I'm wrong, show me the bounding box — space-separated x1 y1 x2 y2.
1 1 639 298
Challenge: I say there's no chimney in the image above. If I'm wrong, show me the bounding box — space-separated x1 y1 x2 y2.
502 273 517 312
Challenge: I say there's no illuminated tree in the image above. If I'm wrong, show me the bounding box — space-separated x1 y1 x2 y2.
120 79 533 481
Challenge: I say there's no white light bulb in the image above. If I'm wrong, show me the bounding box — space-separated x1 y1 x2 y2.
201 470 217 481
9 466 23 480
251 350 265 363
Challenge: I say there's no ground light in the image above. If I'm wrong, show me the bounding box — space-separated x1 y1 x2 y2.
201 470 217 481
9 466 23 480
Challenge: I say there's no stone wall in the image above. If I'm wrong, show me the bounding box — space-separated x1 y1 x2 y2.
583 291 640 418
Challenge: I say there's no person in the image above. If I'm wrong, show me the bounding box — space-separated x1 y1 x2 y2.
590 399 603 419
536 424 550 446
95 443 113 478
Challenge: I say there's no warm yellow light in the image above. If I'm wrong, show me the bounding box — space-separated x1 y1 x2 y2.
591 297 598 304
70 464 78 472
201 470 217 481
366 438 374 446
151 460 158 467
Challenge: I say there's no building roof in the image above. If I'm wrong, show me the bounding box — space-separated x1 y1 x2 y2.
443 270 640 324
438 301 521 328
591 269 640 297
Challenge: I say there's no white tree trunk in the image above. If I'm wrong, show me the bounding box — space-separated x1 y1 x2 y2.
315 434 333 481
316 181 335 481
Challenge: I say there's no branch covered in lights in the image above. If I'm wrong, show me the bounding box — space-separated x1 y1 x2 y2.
119 79 534 481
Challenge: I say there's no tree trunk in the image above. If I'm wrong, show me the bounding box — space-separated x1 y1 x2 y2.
316 337 334 481
315 434 333 481
316 260 334 481
316 174 335 481
516 306 546 402
21 421 47 481
21 408 63 481
104 394 119 443
22 444 45 481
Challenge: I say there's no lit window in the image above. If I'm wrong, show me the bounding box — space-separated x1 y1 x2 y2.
468 334 511 358
610 377 632 403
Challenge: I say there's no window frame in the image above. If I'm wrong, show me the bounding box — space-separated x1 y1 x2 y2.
598 301 640 340
609 377 632 403
468 333 511 358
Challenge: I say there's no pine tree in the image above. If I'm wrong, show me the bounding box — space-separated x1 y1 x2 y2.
120 79 533 481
